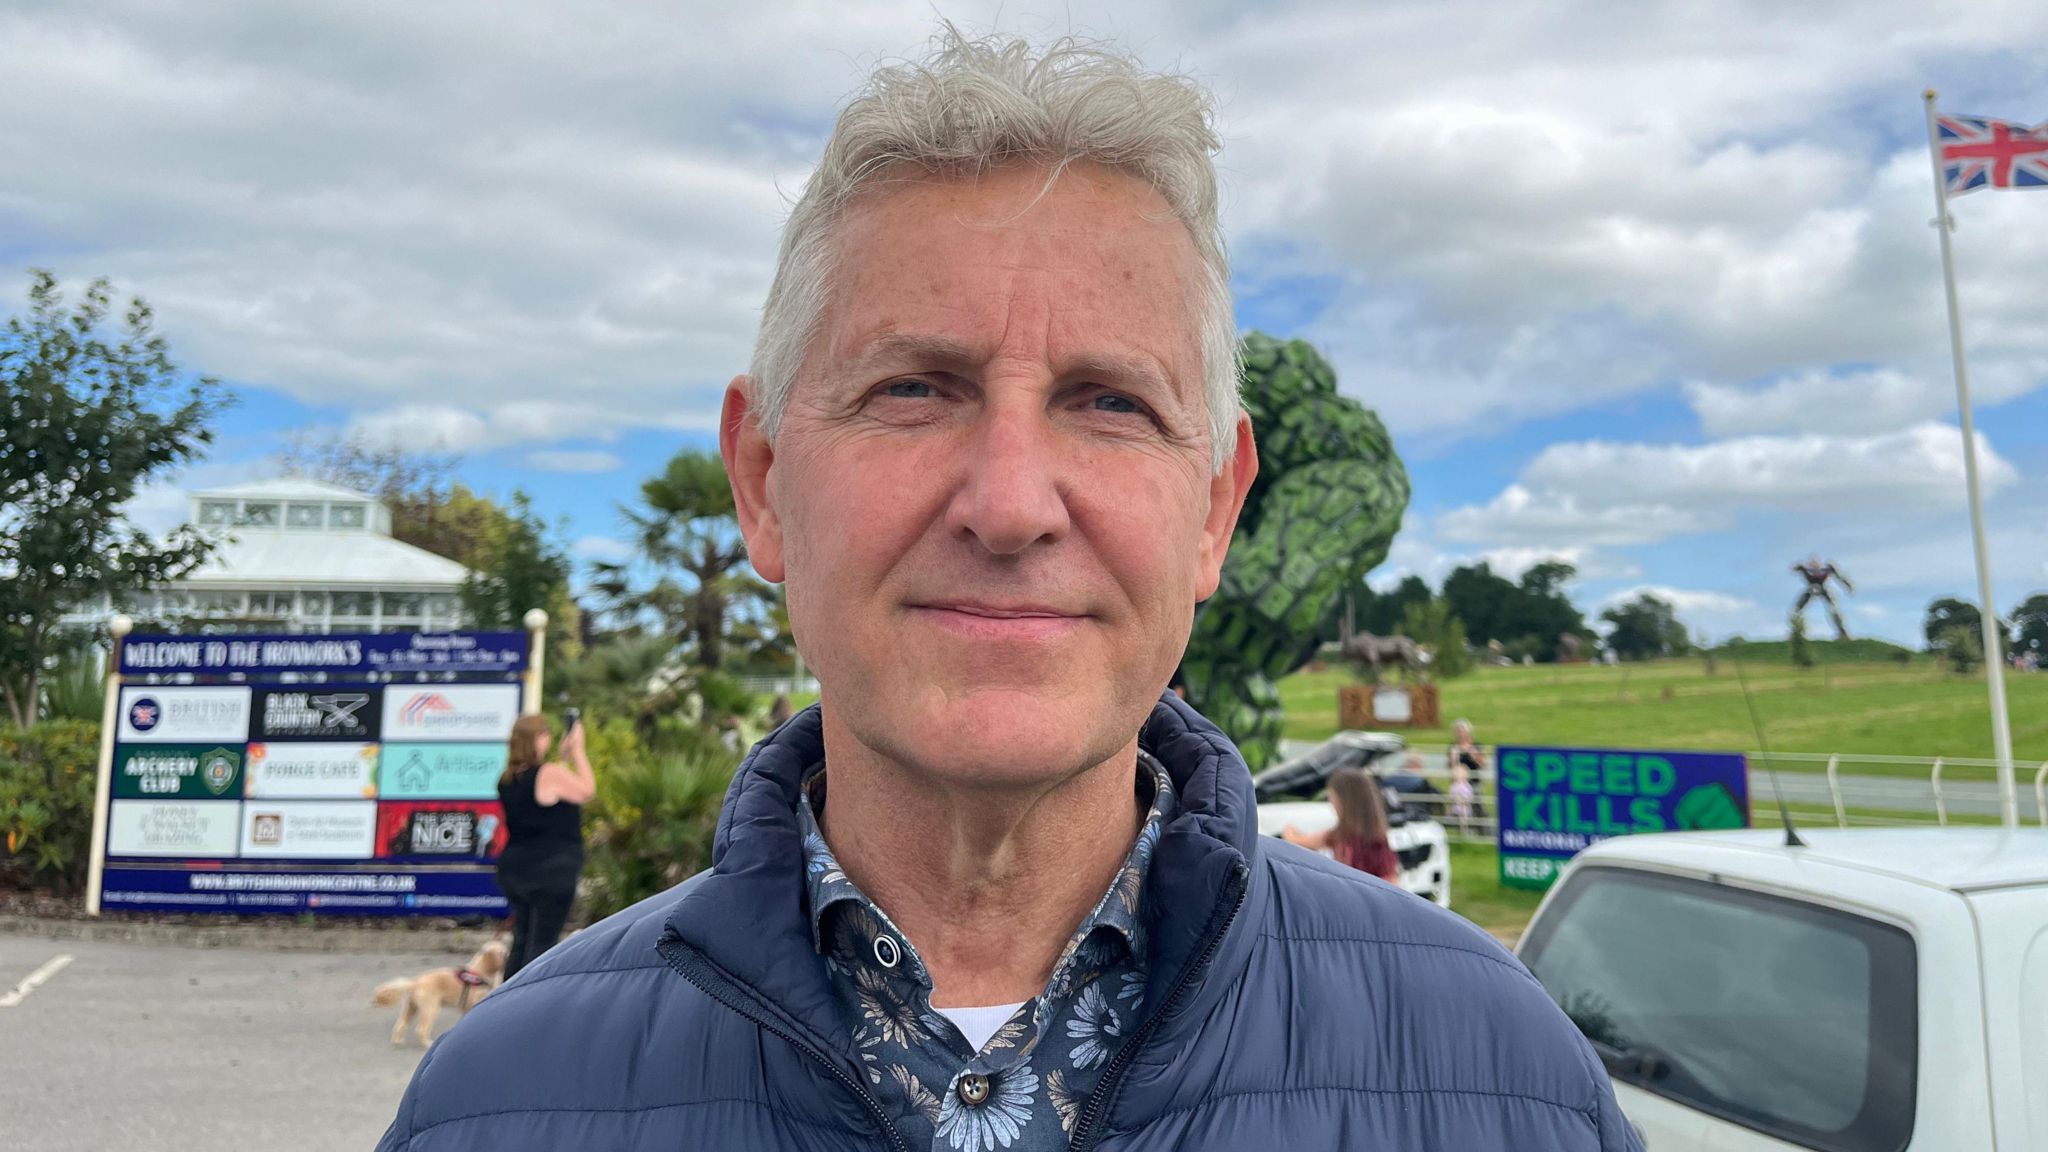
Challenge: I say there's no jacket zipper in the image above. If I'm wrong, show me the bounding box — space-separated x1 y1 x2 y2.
658 934 911 1152
1067 860 1251 1152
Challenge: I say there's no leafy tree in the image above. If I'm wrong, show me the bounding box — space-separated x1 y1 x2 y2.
1923 597 2009 654
1936 622 1982 674
592 449 769 674
1601 593 1692 662
1352 575 1432 638
2009 593 2048 663
1397 597 1472 679
280 431 458 557
1441 560 1591 662
283 435 582 686
1788 614 1815 668
0 271 229 727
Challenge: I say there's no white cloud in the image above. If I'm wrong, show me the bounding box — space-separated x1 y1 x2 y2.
1438 484 1716 547
1684 361 2048 437
1529 421 2009 517
525 450 623 473
1602 585 1755 616
340 401 659 454
573 535 634 564
1478 546 1641 583
6 1 2047 454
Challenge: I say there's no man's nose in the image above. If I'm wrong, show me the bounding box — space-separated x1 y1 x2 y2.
945 398 1072 556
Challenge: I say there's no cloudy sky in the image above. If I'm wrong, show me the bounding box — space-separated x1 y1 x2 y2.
6 0 2046 644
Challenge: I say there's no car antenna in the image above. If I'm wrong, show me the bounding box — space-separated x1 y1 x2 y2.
1732 654 1806 848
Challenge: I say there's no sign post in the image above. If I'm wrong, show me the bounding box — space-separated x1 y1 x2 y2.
84 614 133 916
1495 745 1751 890
521 608 548 716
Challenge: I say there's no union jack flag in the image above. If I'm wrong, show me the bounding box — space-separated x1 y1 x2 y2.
1937 114 2048 196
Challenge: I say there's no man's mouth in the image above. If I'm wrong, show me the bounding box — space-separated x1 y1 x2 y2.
908 601 1088 639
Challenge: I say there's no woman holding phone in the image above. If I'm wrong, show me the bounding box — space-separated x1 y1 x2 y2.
495 710 595 978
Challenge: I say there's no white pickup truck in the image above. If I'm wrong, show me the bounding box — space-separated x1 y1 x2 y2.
1515 828 2048 1151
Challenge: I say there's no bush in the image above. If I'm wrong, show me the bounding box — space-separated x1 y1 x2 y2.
579 720 739 921
0 720 101 894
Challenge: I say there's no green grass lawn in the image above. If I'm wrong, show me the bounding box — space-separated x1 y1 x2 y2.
1279 654 2048 767
1446 840 1546 940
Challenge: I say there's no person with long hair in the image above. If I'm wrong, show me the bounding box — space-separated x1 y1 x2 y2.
1282 767 1400 881
495 712 595 978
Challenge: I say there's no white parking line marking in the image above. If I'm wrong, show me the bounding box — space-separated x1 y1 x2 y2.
0 954 74 1007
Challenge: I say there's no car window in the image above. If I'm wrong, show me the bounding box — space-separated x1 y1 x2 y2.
1521 867 1917 1152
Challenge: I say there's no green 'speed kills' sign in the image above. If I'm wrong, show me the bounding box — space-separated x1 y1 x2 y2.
113 745 244 799
1495 745 1749 890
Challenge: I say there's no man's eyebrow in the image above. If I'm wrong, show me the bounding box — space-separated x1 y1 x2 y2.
845 332 1179 395
843 332 983 376
1057 351 1177 397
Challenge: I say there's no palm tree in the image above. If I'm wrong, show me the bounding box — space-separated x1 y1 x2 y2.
590 450 771 674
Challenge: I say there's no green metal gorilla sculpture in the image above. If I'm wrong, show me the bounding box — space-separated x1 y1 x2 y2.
1183 332 1410 770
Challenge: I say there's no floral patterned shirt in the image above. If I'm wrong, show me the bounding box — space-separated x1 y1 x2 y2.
798 752 1176 1152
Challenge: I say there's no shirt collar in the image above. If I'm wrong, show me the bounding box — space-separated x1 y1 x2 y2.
797 750 1178 979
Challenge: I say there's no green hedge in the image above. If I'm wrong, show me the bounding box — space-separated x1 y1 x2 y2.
0 720 102 894
578 718 739 922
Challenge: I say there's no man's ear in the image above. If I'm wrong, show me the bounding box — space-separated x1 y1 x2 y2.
1194 413 1257 601
720 376 785 582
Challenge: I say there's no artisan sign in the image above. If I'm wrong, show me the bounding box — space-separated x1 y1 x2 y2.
119 631 528 676
378 743 507 800
1496 745 1750 890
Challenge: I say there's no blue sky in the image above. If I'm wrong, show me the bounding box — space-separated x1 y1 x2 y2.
5 0 2047 646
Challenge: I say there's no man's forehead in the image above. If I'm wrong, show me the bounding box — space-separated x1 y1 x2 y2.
805 165 1205 376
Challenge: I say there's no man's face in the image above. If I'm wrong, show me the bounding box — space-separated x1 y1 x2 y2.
725 162 1255 789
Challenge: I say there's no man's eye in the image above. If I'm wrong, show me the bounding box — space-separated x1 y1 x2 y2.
884 379 935 398
1092 393 1143 415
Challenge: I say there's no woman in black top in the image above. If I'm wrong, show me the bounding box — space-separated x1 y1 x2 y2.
496 712 595 978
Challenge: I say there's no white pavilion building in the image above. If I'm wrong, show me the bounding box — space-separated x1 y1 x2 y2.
116 478 472 633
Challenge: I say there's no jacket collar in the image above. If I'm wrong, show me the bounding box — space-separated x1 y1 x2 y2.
660 694 1266 1058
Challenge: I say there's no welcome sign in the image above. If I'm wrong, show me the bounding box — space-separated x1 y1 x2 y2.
97 629 528 917
1495 745 1750 890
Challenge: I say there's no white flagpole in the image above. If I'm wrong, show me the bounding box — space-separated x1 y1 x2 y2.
1923 88 2019 828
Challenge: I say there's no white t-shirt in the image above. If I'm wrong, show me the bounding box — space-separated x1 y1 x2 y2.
936 1002 1027 1053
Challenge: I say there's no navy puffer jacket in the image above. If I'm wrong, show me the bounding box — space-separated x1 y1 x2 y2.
379 697 1639 1150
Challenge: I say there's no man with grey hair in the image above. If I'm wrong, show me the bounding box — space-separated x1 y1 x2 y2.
381 30 1638 1152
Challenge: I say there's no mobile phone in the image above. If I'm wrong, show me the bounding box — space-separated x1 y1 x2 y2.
563 706 582 731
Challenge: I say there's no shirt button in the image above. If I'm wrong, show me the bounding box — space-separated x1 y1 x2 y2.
872 935 901 969
956 1074 991 1106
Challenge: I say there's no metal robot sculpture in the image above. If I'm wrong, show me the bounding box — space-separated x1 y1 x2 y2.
1180 332 1410 771
1791 555 1855 640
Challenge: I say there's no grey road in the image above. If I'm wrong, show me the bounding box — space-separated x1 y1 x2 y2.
0 932 480 1152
